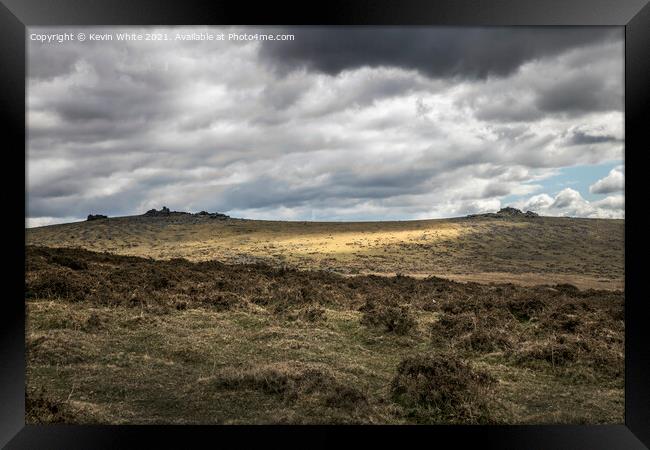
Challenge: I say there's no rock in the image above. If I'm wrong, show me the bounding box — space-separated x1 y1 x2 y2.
496 207 539 218
497 207 524 216
87 214 108 221
208 212 229 220
467 207 539 219
194 211 230 220
143 207 230 220
144 206 172 217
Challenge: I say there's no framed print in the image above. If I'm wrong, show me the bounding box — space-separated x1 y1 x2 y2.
2 0 649 448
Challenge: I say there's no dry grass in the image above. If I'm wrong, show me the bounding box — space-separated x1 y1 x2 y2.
26 214 624 290
390 353 496 423
25 246 624 424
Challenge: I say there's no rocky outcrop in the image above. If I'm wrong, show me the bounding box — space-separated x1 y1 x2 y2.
496 207 523 216
143 207 230 220
495 207 539 217
87 214 108 221
467 207 539 219
196 211 230 220
144 206 173 217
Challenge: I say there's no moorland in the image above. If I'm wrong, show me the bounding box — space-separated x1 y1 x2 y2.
24 209 624 424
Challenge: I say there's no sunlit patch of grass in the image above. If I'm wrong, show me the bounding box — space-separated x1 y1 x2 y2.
26 215 623 289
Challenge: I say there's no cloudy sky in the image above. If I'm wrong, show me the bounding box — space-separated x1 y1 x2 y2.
27 26 624 227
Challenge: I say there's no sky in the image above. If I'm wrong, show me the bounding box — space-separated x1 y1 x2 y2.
26 26 624 227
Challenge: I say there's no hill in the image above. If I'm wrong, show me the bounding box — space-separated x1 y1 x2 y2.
26 213 624 290
24 210 625 424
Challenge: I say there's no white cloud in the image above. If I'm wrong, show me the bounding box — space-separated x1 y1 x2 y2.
589 166 624 194
26 216 84 228
515 188 623 219
593 194 624 211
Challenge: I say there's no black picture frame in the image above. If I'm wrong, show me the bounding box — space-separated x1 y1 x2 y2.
2 1 649 448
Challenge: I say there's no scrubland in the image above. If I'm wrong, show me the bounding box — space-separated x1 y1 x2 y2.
25 233 624 424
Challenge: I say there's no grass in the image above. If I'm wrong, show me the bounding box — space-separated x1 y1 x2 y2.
26 214 624 290
25 246 624 424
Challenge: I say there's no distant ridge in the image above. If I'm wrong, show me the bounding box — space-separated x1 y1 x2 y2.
27 206 623 291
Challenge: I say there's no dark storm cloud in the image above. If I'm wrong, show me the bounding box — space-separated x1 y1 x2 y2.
535 75 620 114
261 27 620 80
452 35 623 123
567 130 621 146
28 188 145 219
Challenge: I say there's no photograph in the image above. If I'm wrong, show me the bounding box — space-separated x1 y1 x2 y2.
24 26 626 425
